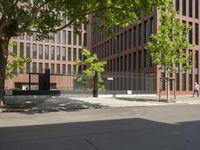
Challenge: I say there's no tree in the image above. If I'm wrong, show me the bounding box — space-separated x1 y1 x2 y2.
6 41 31 80
76 48 107 90
145 3 193 101
0 0 168 106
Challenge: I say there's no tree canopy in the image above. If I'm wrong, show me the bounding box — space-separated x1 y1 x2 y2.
76 48 107 90
0 0 169 38
146 3 193 73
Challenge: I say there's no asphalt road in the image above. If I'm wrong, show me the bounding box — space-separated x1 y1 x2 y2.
1 104 200 150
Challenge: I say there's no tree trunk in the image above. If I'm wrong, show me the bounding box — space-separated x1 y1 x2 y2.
0 38 9 107
166 69 170 102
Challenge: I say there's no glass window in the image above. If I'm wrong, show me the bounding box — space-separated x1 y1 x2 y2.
57 31 61 44
56 64 60 74
39 63 43 73
113 59 116 72
182 0 186 16
33 33 37 41
110 39 112 55
189 22 193 44
45 45 49 60
51 46 55 60
73 65 76 74
144 49 147 67
120 33 123 52
78 48 82 60
117 35 119 52
128 54 132 72
62 64 66 75
26 43 30 58
176 0 180 11
68 47 71 61
138 24 142 45
138 51 142 71
20 42 24 57
117 57 119 72
133 52 136 70
144 21 147 43
56 46 60 60
133 27 136 47
73 32 77 45
120 56 123 72
68 31 71 44
32 62 37 73
150 17 154 40
83 33 87 46
189 0 193 17
124 56 127 72
113 39 116 54
195 0 199 19
26 34 31 40
51 64 55 74
26 63 30 74
39 44 43 59
195 23 199 45
45 63 49 70
62 30 66 44
124 31 127 50
68 64 71 75
128 29 132 49
73 48 77 61
33 44 37 59
62 47 66 61
78 34 82 46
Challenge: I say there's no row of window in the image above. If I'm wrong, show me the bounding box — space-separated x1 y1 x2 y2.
20 63 77 75
186 21 199 45
93 17 154 58
161 50 199 91
16 31 87 46
13 43 83 61
161 70 198 92
104 50 153 73
175 0 199 19
93 21 199 60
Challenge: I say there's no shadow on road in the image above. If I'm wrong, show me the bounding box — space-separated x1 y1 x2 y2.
0 118 200 150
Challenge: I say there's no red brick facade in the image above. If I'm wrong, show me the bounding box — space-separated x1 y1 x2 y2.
90 0 200 95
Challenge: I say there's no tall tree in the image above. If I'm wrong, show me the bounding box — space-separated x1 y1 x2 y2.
146 3 193 101
0 0 168 106
76 48 107 90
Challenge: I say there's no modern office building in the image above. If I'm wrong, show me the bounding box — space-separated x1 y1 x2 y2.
90 0 200 95
5 23 89 90
5 0 200 95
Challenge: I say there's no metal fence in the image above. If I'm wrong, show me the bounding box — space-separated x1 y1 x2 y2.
49 72 156 93
49 74 94 91
101 72 156 93
6 72 156 94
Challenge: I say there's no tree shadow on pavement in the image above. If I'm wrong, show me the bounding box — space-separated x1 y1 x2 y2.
4 96 106 114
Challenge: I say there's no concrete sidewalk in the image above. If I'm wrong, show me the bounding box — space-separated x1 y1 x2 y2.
2 95 200 113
